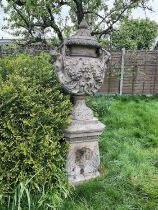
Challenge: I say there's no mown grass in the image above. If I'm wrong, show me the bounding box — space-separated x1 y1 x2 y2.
61 96 158 210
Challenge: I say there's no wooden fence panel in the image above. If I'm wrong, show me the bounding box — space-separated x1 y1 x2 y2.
99 50 158 95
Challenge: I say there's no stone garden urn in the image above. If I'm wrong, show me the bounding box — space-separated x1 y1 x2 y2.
55 19 110 184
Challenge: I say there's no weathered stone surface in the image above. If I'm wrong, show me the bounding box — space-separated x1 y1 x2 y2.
55 19 110 96
55 56 106 95
65 119 105 139
72 97 94 120
64 97 105 183
55 19 110 184
65 19 101 49
65 97 105 138
66 140 100 184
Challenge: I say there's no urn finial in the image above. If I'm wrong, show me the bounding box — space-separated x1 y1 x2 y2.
79 19 89 29
64 18 100 49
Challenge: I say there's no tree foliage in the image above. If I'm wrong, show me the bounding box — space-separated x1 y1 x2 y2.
111 18 158 50
1 0 151 44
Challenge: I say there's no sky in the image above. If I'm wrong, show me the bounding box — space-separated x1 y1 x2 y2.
0 0 158 39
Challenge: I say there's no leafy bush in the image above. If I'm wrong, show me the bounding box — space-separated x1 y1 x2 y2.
87 96 116 118
0 53 72 209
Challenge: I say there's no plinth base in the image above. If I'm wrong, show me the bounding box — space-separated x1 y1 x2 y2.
65 119 105 184
66 139 100 184
64 96 105 184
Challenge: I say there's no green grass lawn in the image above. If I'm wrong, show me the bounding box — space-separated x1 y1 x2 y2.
61 96 158 210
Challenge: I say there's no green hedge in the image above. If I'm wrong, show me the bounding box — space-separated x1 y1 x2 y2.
0 53 72 209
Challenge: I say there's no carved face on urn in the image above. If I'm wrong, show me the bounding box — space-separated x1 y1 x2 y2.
55 19 110 96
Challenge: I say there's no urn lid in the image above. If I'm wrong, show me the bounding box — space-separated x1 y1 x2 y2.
64 19 101 49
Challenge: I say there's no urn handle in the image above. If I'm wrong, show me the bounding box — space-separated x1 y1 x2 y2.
49 43 66 61
99 48 111 66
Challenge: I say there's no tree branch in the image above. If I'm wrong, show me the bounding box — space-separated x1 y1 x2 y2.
91 3 134 38
45 4 64 42
13 4 33 36
59 0 70 6
73 0 84 25
83 11 104 20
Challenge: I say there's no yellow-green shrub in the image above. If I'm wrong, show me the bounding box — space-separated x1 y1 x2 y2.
0 53 71 209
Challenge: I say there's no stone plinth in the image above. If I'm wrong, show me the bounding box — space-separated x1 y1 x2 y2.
64 96 105 184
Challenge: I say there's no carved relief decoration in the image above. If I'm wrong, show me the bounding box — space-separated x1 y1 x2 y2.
55 55 106 95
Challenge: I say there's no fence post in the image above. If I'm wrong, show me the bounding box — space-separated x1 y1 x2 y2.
0 46 2 57
119 48 125 95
